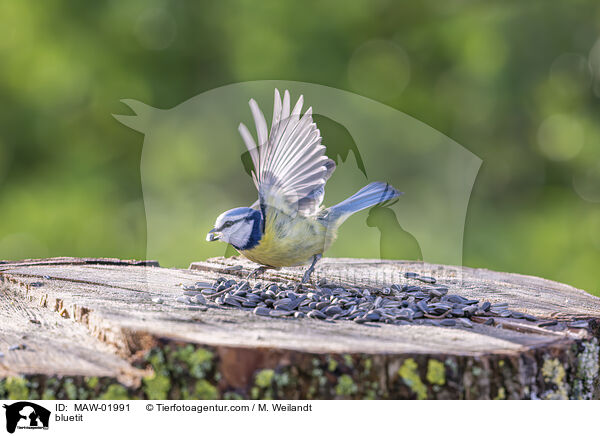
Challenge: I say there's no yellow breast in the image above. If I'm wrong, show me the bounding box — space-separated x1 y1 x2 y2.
240 209 335 268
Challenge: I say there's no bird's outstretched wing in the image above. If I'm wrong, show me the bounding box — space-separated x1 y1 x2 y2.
238 89 336 216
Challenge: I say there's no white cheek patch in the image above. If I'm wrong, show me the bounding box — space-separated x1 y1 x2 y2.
227 221 252 248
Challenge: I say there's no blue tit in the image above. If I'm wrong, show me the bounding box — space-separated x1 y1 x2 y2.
207 89 402 283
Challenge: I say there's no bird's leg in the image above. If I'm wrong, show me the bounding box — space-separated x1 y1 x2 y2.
301 254 322 284
246 265 269 281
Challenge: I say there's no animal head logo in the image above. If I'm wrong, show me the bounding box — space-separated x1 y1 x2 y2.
3 402 50 434
114 81 480 283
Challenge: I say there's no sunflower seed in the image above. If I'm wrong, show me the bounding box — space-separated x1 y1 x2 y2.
447 295 467 304
417 301 431 313
428 288 445 297
417 276 436 284
463 305 478 315
538 320 557 327
480 302 491 311
404 272 419 278
440 319 456 327
450 308 464 317
316 301 329 311
270 310 293 317
364 311 380 321
404 286 422 292
396 308 414 320
347 311 365 320
190 294 207 305
253 307 271 316
430 303 453 311
308 310 327 320
457 318 473 328
176 296 191 304
8 344 26 351
274 298 292 307
568 320 588 329
324 305 343 316
182 284 200 291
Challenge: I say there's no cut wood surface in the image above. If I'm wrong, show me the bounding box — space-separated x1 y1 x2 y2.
1 257 599 400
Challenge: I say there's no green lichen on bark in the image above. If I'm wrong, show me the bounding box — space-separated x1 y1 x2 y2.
140 344 219 400
398 358 427 400
5 377 29 400
99 384 130 400
426 360 446 386
572 338 600 400
335 375 358 397
541 358 568 400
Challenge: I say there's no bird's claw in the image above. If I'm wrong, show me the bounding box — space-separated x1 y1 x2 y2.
246 266 267 281
301 270 312 284
297 254 321 289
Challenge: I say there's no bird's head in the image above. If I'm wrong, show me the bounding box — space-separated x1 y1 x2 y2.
206 207 262 250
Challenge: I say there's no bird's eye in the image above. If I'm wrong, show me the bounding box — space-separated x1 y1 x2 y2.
223 221 233 228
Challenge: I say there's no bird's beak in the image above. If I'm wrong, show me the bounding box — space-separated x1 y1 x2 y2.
206 228 221 242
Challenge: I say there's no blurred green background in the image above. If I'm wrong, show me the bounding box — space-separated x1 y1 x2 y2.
0 0 599 295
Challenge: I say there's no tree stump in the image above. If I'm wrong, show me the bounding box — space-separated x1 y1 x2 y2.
1 256 598 400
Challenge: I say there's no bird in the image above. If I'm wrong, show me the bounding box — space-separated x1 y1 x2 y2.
206 89 402 284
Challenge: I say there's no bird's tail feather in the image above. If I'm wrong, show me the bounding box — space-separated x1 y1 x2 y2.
326 182 402 225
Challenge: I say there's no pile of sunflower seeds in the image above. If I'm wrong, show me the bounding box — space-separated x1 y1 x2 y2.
172 270 542 328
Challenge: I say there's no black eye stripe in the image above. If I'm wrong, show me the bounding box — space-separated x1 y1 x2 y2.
220 219 239 229
219 214 257 230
